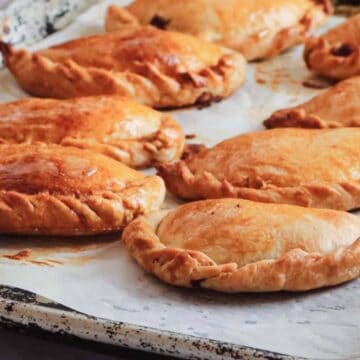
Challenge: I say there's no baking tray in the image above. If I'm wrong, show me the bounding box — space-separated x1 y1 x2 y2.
0 285 297 360
0 2 359 359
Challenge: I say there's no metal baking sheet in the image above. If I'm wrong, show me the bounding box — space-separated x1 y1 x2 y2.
0 285 296 359
0 1 359 359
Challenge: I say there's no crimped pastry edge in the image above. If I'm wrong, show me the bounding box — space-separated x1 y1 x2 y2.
115 0 332 61
303 15 360 80
0 95 184 168
44 114 183 169
157 160 360 211
263 76 360 129
63 114 184 169
0 34 246 109
304 37 360 80
264 108 329 129
0 175 165 236
263 108 360 129
228 0 333 60
122 208 360 292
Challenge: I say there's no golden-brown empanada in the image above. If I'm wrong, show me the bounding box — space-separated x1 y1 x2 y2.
106 1 332 61
304 14 360 80
123 198 360 292
0 143 165 236
0 96 184 168
264 76 360 129
157 128 360 210
0 24 246 109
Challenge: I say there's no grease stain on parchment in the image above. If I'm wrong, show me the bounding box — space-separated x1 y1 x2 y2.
0 233 121 267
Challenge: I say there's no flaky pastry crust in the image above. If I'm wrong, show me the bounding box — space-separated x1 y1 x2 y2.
0 96 184 168
264 76 360 129
107 1 332 61
0 143 165 236
123 199 360 292
304 14 360 80
0 21 246 109
157 128 360 210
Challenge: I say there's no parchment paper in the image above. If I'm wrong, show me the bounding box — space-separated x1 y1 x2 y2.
0 2 359 358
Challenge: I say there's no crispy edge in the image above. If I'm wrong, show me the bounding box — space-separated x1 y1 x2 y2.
123 209 360 292
264 107 360 129
264 108 327 129
0 176 165 236
60 113 185 168
238 0 333 60
0 96 184 168
156 159 360 211
304 15 360 80
264 76 360 129
0 36 246 109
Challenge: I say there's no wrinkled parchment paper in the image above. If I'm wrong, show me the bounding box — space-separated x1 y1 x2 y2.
0 2 359 358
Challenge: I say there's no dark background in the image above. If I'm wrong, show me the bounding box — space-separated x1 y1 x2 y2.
0 324 174 360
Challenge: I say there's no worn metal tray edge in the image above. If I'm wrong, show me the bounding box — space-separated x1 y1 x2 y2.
0 285 299 360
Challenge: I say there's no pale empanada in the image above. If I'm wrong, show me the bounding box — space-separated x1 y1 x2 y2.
157 128 360 210
123 198 360 292
0 143 165 236
106 1 332 61
0 95 184 168
0 24 246 109
304 14 360 80
264 76 360 129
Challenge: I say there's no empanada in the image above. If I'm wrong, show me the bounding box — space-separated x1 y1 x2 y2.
123 198 360 292
264 76 360 129
157 128 360 210
0 143 165 236
0 96 184 168
0 24 246 109
304 14 360 80
106 1 332 61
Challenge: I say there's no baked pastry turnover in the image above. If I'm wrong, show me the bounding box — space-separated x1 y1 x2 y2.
304 14 360 80
107 1 332 61
123 198 360 292
264 76 360 129
158 128 360 210
0 23 246 109
0 143 165 236
0 96 184 168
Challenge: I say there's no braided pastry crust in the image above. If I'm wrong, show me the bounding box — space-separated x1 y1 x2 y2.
0 96 184 168
123 199 360 292
304 14 360 80
157 128 360 210
264 76 360 129
107 0 332 61
0 20 246 109
0 143 165 236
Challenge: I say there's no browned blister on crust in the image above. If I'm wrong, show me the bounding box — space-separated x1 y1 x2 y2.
304 14 360 80
157 128 360 210
123 199 360 292
0 143 165 236
0 19 246 109
264 76 360 129
106 1 332 61
0 96 184 168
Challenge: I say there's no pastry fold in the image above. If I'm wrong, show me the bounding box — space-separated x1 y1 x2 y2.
157 128 360 210
0 143 165 236
123 199 360 292
0 22 246 109
0 96 184 168
107 1 332 61
304 14 360 80
264 76 360 129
